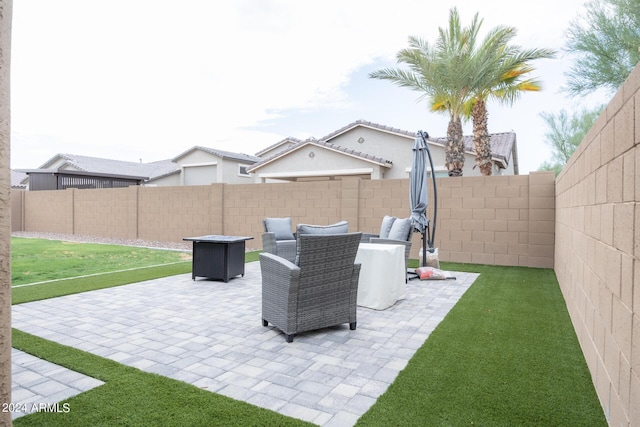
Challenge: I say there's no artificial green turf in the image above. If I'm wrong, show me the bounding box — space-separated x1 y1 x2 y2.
11 237 191 285
12 262 192 305
12 249 260 305
356 263 607 426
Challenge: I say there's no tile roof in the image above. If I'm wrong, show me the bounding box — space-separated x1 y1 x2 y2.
29 145 261 183
173 146 260 163
247 137 393 173
11 170 27 188
37 154 178 180
252 119 517 172
428 132 517 167
255 137 303 157
320 119 417 141
324 119 517 168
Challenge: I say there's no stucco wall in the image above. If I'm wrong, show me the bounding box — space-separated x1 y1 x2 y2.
329 126 416 179
17 173 554 268
555 64 640 426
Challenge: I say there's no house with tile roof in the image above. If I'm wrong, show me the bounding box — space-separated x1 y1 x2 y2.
158 146 260 186
18 146 260 190
247 120 518 182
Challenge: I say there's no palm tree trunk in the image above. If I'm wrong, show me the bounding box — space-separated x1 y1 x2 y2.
472 98 493 176
445 115 465 177
0 1 12 424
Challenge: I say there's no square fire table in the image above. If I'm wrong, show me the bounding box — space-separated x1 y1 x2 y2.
183 235 254 282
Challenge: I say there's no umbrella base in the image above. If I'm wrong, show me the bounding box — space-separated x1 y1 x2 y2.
419 247 440 268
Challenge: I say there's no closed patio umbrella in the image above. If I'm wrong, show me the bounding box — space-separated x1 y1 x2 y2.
410 132 429 234
409 130 437 267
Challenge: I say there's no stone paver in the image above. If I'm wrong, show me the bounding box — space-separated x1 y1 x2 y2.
12 262 477 425
10 348 104 420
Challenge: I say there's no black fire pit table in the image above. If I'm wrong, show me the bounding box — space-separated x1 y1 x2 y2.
183 235 254 282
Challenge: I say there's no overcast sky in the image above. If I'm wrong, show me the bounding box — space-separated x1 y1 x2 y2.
10 0 609 173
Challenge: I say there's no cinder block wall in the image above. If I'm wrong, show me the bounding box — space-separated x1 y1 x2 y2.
224 179 360 251
18 174 554 268
137 185 222 243
10 190 23 232
73 187 138 239
436 172 555 267
23 187 74 234
555 64 640 426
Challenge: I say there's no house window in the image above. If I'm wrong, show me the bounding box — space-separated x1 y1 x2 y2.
238 164 251 177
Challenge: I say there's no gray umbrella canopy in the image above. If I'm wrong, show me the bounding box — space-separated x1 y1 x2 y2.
410 132 429 234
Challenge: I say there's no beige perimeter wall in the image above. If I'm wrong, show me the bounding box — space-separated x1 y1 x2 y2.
555 63 640 426
14 172 555 269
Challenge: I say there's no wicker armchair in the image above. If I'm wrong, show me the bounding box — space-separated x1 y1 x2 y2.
261 217 297 263
259 232 362 343
361 216 413 282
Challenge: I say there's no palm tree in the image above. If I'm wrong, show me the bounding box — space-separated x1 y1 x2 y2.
467 30 555 175
371 7 555 177
370 8 481 177
0 0 13 422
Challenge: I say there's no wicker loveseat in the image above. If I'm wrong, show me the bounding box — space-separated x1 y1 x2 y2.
259 231 362 343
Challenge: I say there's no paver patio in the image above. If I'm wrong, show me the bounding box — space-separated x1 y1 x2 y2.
12 261 478 426
11 349 104 420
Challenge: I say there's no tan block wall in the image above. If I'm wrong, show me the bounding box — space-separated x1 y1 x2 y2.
11 190 23 232
434 172 555 267
555 63 640 426
24 188 74 234
73 187 138 239
224 180 354 251
17 174 554 268
137 185 221 243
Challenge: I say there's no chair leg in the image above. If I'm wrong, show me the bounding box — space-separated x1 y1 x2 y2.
350 322 357 330
262 319 268 327
286 334 294 343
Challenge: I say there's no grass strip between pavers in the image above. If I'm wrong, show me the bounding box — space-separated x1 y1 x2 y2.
356 263 607 426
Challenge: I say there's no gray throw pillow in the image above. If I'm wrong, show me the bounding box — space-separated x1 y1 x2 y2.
388 217 412 241
264 217 295 240
379 215 397 239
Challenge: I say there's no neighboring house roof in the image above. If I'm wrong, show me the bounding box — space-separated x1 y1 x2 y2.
35 153 178 180
11 170 27 189
320 119 417 141
21 145 262 186
323 119 517 172
251 119 518 174
255 137 302 158
247 137 393 173
173 146 260 163
428 132 518 172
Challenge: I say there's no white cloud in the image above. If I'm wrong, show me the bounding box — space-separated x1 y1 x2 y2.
10 0 601 173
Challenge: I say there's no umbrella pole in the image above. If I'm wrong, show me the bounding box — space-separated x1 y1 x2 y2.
422 230 427 267
421 131 437 251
